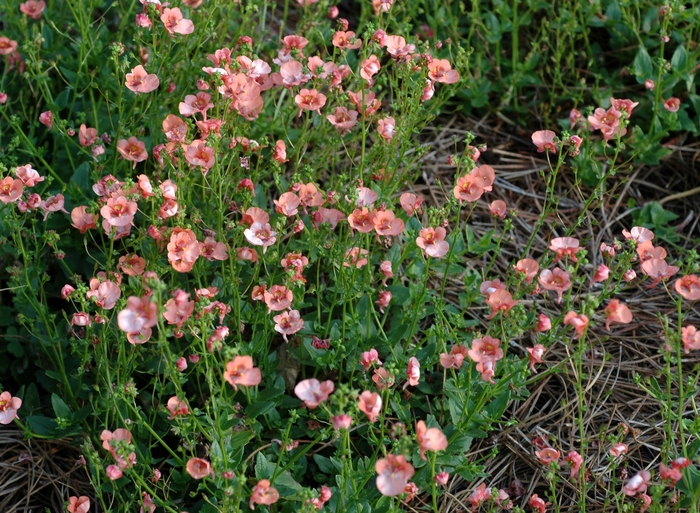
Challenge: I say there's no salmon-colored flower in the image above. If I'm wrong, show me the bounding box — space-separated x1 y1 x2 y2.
166 396 190 418
604 299 632 330
117 296 158 343
333 31 362 50
514 258 539 283
360 55 380 83
358 390 382 422
0 177 23 203
529 494 550 513
377 117 396 141
125 65 160 94
468 336 503 363
199 237 228 261
610 443 628 457
244 222 277 253
117 137 148 168
375 454 414 496
224 356 262 390
161 7 194 35
179 92 213 117
86 279 121 310
106 465 123 480
101 195 137 227
67 496 90 513
535 447 560 464
588 106 625 141
186 458 212 479
374 210 405 237
416 420 448 460
486 289 518 319
263 285 293 312
250 479 279 510
416 227 449 258
404 356 420 388
15 164 44 187
372 367 394 390
274 192 301 217
0 391 22 424
526 344 546 373
343 247 369 268
640 258 679 288
20 0 45 19
347 89 381 116
295 88 326 117
360 348 382 370
681 325 700 353
427 58 460 84
549 237 581 262
400 193 423 216
531 130 558 152
564 311 589 339
273 309 304 342
327 106 359 134
622 226 654 244
167 227 200 272
79 124 98 146
295 378 334 408
590 264 611 287
163 289 195 328
0 37 19 55
538 268 572 303
675 275 700 300
636 240 666 262
439 344 469 369
184 141 216 172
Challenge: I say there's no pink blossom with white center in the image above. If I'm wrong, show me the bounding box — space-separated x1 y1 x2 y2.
273 309 304 342
294 378 335 408
244 222 277 253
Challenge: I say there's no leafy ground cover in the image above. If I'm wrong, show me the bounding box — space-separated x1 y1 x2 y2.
1 0 699 512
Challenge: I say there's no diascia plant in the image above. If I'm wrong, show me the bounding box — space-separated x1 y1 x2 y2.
1 1 699 513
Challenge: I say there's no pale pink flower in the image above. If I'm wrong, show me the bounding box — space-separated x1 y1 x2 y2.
199 237 228 261
79 124 98 146
295 378 335 408
489 199 507 219
590 264 611 286
360 55 380 83
179 92 213 117
347 89 381 116
166 397 190 418
20 0 45 18
272 140 288 163
106 465 123 480
244 222 277 253
263 285 293 312
427 59 460 84
67 496 90 513
343 247 369 268
529 494 550 513
377 117 396 141
295 89 326 116
0 177 23 204
167 227 200 272
549 237 582 262
326 106 358 134
273 309 304 342
405 357 420 388
435 472 449 487
86 279 121 310
348 207 376 233
40 194 69 220
486 289 518 319
186 458 212 479
333 31 362 50
358 391 382 422
117 137 148 168
415 420 448 460
184 141 215 172
375 454 414 496
622 226 654 243
641 258 679 287
101 195 137 227
400 193 423 216
536 447 560 464
526 344 546 373
125 65 160 94
623 470 651 496
610 443 628 457
416 227 449 258
223 356 262 389
375 290 392 313
161 7 194 36
117 296 158 342
14 164 45 187
681 325 700 353
439 344 469 369
514 258 539 283
274 192 301 217
163 289 195 328
360 348 382 370
538 268 572 303
468 483 492 509
373 210 404 237
564 450 583 477
588 106 626 141
610 98 639 116
0 391 22 424
531 130 557 152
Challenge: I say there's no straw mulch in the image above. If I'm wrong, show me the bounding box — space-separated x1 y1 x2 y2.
406 113 700 512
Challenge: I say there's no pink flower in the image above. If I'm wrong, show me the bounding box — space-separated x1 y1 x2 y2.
526 344 546 373
531 130 557 152
610 443 628 457
295 88 326 116
604 299 632 330
20 0 46 19
536 313 552 332
125 65 160 93
590 264 610 287
529 494 550 513
564 311 589 339
161 7 194 36
117 137 148 168
15 164 45 187
489 199 507 219
106 465 123 480
360 55 380 84
67 496 90 513
244 222 277 253
375 454 415 496
538 268 572 303
664 97 680 112
641 258 679 288
0 177 24 204
467 483 492 509
0 391 22 424
163 289 195 328
166 397 190 418
405 357 420 388
549 237 582 262
272 140 288 163
564 450 583 477
117 296 158 343
167 227 200 272
377 117 396 141
223 356 262 389
333 31 362 50
249 480 279 510
486 289 518 319
86 278 121 310
514 258 539 283
373 210 404 237
399 193 423 216
622 226 654 243
343 247 369 268
416 227 449 258
358 391 382 422
427 59 459 84
273 309 304 342
415 420 448 460
360 348 382 370
179 92 213 117
535 447 560 464
587 106 626 141
468 336 503 364
295 378 335 408
623 470 651 496
39 110 53 129
675 275 700 300
186 458 212 479
681 325 700 353
274 192 301 217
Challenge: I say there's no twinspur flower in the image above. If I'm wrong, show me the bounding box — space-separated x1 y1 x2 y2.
125 65 159 94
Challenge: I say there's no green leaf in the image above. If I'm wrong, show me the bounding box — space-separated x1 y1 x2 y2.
274 471 303 497
245 401 276 419
633 47 653 83
53 88 72 110
466 226 496 254
70 162 91 191
671 45 687 73
27 416 58 437
255 452 271 479
7 339 24 357
51 394 72 419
